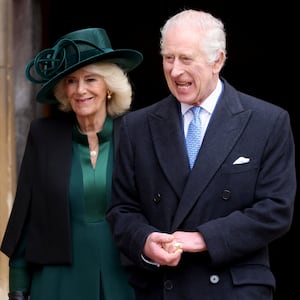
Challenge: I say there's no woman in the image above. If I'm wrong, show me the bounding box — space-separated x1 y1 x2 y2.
1 27 143 300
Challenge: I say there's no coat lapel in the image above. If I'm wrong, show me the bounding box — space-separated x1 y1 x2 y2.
171 82 252 230
148 96 190 198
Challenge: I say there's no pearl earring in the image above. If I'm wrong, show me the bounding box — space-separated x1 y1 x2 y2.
107 91 112 99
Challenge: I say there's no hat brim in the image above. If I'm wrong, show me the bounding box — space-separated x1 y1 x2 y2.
36 49 143 104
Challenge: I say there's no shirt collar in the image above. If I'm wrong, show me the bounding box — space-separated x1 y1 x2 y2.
72 116 113 146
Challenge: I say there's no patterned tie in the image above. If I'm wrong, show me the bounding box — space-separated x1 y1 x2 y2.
186 106 202 169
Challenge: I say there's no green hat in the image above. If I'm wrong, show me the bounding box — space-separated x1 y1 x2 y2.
25 28 143 104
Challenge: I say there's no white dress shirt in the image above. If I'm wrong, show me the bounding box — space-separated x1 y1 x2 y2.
181 79 223 139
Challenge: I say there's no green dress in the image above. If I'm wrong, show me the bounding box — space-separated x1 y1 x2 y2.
10 116 134 300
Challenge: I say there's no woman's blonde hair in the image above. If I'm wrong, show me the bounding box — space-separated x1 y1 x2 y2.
53 62 133 117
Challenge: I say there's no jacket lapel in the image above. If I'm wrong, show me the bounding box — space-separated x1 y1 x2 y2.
148 96 190 198
171 82 252 230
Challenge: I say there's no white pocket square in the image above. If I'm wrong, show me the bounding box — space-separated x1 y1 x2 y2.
233 156 250 165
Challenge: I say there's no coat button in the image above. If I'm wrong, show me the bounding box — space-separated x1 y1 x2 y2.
164 280 173 290
210 274 220 284
153 193 161 203
222 189 231 200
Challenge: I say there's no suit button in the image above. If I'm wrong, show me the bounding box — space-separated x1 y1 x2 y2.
164 280 173 290
222 189 231 200
210 274 220 284
153 193 161 203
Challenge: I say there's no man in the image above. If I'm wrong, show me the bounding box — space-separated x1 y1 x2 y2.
106 9 296 300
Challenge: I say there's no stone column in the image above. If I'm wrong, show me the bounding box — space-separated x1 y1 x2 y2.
0 0 15 298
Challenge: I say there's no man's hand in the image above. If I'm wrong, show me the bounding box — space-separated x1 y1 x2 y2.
172 231 207 253
143 232 183 266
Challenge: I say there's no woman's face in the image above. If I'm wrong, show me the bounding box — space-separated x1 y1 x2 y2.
63 66 107 117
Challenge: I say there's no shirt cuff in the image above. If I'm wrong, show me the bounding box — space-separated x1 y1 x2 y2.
141 254 160 267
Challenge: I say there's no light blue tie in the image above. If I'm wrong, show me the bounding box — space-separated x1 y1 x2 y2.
186 106 202 169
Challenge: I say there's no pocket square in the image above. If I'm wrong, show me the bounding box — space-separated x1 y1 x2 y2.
233 156 250 165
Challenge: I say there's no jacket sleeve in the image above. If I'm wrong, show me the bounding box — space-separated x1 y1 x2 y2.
1 123 34 257
8 225 32 294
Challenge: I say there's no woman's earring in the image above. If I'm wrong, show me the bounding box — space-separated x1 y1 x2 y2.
107 90 112 100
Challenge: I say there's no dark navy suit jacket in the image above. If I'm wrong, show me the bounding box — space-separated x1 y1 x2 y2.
106 79 296 300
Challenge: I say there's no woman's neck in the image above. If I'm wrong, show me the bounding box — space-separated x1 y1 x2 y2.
76 111 106 134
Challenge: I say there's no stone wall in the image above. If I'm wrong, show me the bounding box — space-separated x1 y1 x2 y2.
0 0 43 297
